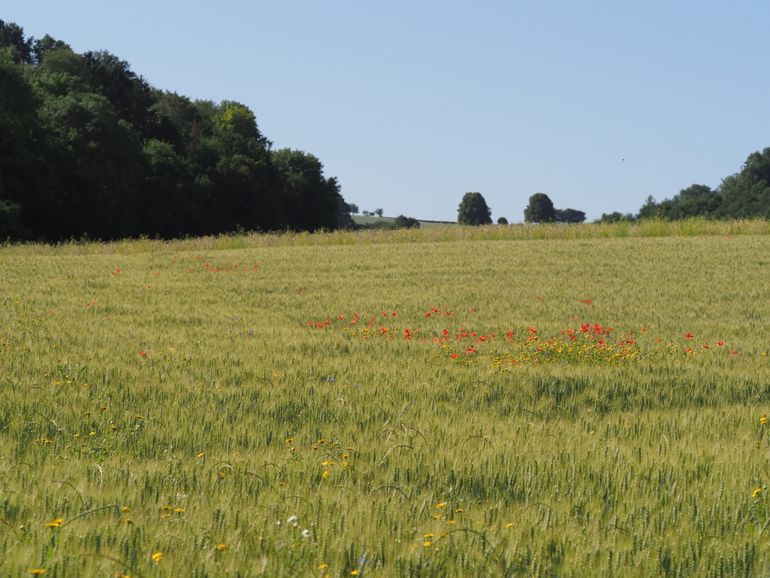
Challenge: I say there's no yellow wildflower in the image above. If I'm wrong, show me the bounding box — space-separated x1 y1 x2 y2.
321 470 331 479
435 501 447 509
505 522 514 528
423 541 433 547
151 551 163 563
215 543 229 551
45 517 63 528
761 415 768 426
27 570 47 575
121 506 131 513
318 563 329 570
753 487 763 498
350 571 360 576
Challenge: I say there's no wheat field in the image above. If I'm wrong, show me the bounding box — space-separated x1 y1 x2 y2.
2 221 770 577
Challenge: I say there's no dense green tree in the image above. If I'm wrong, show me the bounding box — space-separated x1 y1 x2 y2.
38 90 145 238
715 149 770 218
337 199 355 229
497 216 508 225
272 149 342 231
393 215 420 229
656 184 721 220
147 91 198 153
637 195 661 219
597 212 636 223
554 208 586 223
523 193 555 223
457 192 492 225
0 199 29 238
348 203 359 214
80 50 155 136
0 48 43 238
0 20 33 63
141 139 203 237
0 19 355 240
32 35 71 63
633 149 770 221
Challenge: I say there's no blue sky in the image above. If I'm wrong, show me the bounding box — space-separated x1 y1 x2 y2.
6 1 770 221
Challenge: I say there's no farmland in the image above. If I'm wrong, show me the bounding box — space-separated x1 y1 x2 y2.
2 221 770 577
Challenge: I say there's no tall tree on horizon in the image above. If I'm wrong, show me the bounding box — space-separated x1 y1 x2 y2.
524 193 555 223
457 192 492 225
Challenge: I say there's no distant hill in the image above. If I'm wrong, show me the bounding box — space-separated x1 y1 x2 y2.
353 215 457 228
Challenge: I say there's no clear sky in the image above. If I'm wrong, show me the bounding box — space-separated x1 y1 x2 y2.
5 1 770 222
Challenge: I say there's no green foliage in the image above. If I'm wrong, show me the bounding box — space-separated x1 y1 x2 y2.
0 19 33 63
393 214 421 229
597 211 636 224
497 216 508 225
215 100 262 142
0 20 351 241
634 149 770 221
336 198 355 229
554 208 586 223
80 50 155 135
0 48 48 239
0 199 30 239
457 192 492 225
32 34 71 63
637 195 660 219
272 149 343 231
716 149 770 219
642 184 723 221
523 192 555 223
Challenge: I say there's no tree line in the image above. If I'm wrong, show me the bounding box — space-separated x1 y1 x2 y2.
457 191 586 225
459 145 770 227
0 20 353 241
599 149 770 223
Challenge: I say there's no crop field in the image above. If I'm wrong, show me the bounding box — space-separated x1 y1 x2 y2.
2 221 770 577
